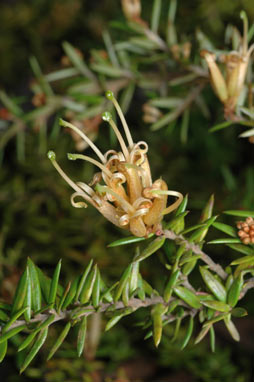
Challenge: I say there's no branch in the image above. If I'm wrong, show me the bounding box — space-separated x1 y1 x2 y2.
240 277 254 299
0 296 176 333
162 229 228 280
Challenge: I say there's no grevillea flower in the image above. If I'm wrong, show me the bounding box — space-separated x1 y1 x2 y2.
201 11 254 119
48 91 183 237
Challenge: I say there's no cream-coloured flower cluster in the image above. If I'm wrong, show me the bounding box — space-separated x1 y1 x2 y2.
48 91 183 237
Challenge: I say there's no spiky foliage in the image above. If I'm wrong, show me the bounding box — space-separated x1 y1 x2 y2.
0 194 253 372
1 1 254 165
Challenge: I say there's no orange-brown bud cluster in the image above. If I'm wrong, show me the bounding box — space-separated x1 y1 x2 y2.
237 217 254 244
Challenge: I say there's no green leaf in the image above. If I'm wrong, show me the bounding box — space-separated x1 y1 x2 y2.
91 63 130 78
0 303 11 311
182 256 198 276
227 243 254 256
150 108 180 131
107 234 153 247
223 315 240 341
224 210 254 218
227 275 243 307
114 264 132 302
179 254 200 266
239 128 254 138
71 308 94 321
48 259 62 306
181 223 206 235
102 30 119 67
175 194 189 216
225 274 234 291
134 237 165 262
209 120 234 133
0 90 23 117
58 282 71 313
164 269 180 302
212 222 237 237
27 258 41 312
180 316 194 350
11 267 28 315
234 262 254 277
199 267 227 302
29 56 53 96
105 308 133 331
3 307 28 333
105 314 124 332
20 327 48 373
77 316 87 357
18 331 37 353
100 281 117 303
203 313 228 327
45 67 79 82
35 267 51 304
0 324 26 344
151 0 161 33
209 326 215 352
121 275 129 306
200 195 214 223
0 310 9 322
194 324 211 344
201 300 231 312
231 307 248 317
230 255 254 265
149 97 183 109
208 238 241 244
167 299 180 314
119 81 135 114
24 272 32 322
143 279 156 297
129 261 139 294
75 259 94 302
47 322 71 361
129 37 158 50
189 216 217 243
18 314 55 352
137 275 146 301
62 41 94 79
80 265 98 304
0 340 7 362
92 269 101 308
62 277 80 310
165 211 189 233
151 303 167 347
173 286 201 309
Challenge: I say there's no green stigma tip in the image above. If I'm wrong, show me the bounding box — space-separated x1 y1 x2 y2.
67 153 76 160
240 10 246 20
47 151 56 161
59 118 66 126
102 111 112 122
105 90 114 100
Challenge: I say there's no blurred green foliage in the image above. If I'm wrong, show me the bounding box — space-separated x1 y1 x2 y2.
1 0 254 381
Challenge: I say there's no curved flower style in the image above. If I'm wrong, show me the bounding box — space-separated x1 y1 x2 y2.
48 91 183 237
201 11 254 119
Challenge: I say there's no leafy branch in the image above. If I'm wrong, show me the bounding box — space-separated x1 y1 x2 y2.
0 195 253 372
